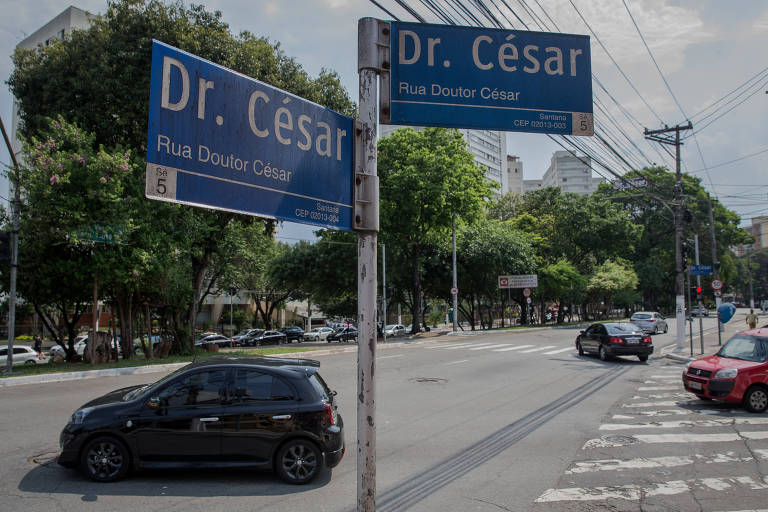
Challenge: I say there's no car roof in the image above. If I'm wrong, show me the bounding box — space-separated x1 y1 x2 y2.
632 311 657 315
185 355 320 370
740 328 768 337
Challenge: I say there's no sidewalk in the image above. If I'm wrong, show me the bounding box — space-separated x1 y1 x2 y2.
661 310 762 364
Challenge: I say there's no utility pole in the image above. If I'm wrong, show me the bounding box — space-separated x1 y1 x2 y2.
0 114 20 374
644 122 692 352
452 215 458 332
382 243 386 341
706 193 721 309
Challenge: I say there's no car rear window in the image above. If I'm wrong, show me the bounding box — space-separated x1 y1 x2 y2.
308 373 331 401
607 324 641 334
633 314 651 319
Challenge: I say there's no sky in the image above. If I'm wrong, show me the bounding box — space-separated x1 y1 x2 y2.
0 0 766 242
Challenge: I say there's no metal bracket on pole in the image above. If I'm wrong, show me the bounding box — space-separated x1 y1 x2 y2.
358 18 391 124
353 119 379 232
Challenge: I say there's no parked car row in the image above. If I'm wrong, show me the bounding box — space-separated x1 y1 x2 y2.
0 345 49 365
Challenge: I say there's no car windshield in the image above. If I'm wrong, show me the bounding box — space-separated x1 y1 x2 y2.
606 323 641 334
385 325 396 329
633 314 651 319
717 335 768 362
140 365 191 396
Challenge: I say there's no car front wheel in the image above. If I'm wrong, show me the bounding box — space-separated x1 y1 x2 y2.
275 439 321 484
80 436 130 482
576 341 584 356
744 386 768 413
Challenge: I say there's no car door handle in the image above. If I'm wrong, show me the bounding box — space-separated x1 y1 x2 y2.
199 417 219 422
272 415 292 420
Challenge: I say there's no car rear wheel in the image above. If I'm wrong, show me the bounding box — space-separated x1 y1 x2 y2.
24 359 36 365
275 439 321 484
638 354 648 362
599 345 609 362
744 386 768 413
576 341 584 356
663 324 668 333
80 436 130 482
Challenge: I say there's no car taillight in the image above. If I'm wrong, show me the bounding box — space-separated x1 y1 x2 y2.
323 402 337 426
643 336 652 344
609 337 625 344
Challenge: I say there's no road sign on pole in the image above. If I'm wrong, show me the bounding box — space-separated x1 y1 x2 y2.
711 279 723 290
145 40 355 231
498 274 538 288
523 288 531 297
690 264 713 276
383 22 593 136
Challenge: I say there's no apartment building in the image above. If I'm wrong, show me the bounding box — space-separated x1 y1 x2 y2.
541 150 604 195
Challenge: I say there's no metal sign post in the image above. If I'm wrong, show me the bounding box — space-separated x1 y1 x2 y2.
356 18 387 512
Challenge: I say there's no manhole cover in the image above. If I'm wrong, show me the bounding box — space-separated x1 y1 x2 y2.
410 377 448 384
30 451 59 466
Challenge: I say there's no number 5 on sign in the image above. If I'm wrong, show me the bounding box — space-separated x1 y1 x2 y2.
145 165 178 200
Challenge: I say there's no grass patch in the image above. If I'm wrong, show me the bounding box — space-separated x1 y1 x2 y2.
1 346 319 379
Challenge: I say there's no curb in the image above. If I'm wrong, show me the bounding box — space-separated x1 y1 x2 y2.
0 339 419 388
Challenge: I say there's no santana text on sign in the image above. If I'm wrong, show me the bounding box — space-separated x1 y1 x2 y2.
145 41 354 230
384 22 593 136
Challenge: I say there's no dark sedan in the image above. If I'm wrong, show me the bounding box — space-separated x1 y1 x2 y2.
58 356 344 484
576 322 653 362
280 326 305 343
242 330 287 346
193 334 234 349
327 326 358 343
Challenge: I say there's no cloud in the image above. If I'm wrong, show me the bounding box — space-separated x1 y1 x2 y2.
754 8 768 32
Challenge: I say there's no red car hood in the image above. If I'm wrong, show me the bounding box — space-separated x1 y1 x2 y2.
690 354 763 373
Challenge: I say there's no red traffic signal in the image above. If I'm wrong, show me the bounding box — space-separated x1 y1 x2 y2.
696 286 702 294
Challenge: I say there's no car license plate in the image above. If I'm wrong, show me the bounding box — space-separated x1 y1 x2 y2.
627 338 640 344
688 380 702 390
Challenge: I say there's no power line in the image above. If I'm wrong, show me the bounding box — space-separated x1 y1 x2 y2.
687 147 768 174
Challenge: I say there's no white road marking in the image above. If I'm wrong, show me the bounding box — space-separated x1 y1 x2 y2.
638 385 680 391
650 374 684 379
425 343 467 349
583 431 768 449
621 401 681 408
566 452 752 474
378 354 404 360
467 344 509 351
536 477 768 503
444 343 496 350
445 359 469 366
520 345 556 353
631 393 691 400
543 347 573 355
612 410 685 418
492 345 534 352
600 417 768 430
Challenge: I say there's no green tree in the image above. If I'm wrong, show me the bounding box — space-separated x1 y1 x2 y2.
378 127 493 333
538 259 586 324
587 259 639 319
12 117 132 359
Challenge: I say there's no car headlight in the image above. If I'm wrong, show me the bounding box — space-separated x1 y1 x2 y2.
714 368 738 379
683 362 692 373
70 407 94 424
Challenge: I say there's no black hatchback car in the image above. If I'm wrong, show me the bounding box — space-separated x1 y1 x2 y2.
58 357 344 484
327 326 358 343
576 322 653 362
280 326 305 343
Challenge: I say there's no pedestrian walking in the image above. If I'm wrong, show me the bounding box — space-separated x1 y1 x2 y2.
746 309 759 330
33 334 43 355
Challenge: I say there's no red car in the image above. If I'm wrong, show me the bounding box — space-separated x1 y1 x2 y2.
682 328 768 412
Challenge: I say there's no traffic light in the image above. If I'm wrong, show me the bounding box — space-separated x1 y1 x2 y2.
681 242 689 271
696 285 702 298
0 231 9 266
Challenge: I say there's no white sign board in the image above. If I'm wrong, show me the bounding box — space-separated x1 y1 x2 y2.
711 279 723 290
498 274 538 289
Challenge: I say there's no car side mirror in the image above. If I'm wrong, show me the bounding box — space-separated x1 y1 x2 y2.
579 330 585 335
148 396 160 408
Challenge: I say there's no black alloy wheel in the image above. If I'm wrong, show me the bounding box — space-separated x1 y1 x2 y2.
80 436 130 482
276 439 321 484
599 345 609 362
744 386 768 413
576 341 584 356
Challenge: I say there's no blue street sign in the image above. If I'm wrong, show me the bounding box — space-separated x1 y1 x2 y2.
718 303 736 323
386 22 593 136
690 265 713 276
145 41 354 231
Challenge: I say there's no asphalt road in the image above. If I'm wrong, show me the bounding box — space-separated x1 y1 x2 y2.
1 316 763 512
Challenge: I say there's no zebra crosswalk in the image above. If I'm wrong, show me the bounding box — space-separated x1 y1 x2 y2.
423 340 574 358
532 364 768 511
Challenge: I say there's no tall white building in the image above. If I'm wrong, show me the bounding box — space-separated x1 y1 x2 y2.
379 125 509 195
8 6 93 199
506 155 524 195
541 150 604 195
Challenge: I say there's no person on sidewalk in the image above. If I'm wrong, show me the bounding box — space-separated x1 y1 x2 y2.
33 335 43 355
746 309 759 330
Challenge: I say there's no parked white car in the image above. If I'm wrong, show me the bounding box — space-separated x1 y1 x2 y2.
0 345 49 365
303 327 334 342
384 324 407 337
49 335 88 358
